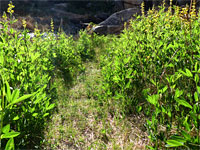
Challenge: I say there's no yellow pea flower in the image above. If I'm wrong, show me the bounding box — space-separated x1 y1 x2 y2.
7 1 15 15
50 18 54 32
22 19 27 28
2 12 7 20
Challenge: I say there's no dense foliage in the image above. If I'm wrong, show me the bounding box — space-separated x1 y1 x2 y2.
0 2 97 149
0 1 200 149
100 2 200 149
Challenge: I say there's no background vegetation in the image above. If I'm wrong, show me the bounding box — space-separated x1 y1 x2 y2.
0 1 199 149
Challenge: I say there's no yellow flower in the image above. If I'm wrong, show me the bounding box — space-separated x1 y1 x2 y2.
22 19 27 28
7 1 15 15
141 2 145 17
34 25 40 36
2 12 7 20
50 18 54 32
165 24 170 28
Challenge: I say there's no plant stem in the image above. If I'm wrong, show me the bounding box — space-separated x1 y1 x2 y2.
0 81 5 148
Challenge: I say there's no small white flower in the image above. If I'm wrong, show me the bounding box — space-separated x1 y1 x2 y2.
18 59 21 63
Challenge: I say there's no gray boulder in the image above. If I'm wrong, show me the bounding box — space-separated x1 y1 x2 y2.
92 7 140 35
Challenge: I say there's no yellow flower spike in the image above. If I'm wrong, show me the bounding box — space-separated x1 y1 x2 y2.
162 0 166 8
22 19 27 29
7 1 15 15
175 6 180 17
2 12 7 20
141 2 145 17
50 18 54 32
168 0 173 12
191 0 196 11
34 24 40 36
190 0 196 20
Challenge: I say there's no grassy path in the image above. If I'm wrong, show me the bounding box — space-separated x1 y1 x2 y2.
44 60 149 150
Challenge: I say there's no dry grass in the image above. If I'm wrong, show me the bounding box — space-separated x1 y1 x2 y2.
44 60 149 150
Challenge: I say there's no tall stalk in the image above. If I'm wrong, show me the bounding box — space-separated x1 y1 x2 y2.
0 77 5 148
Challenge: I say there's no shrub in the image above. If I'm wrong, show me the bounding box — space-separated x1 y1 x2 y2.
100 2 200 149
0 12 57 148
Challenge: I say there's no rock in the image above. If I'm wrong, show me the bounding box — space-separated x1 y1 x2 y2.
91 7 140 35
99 7 140 26
197 0 200 7
123 0 143 9
113 0 125 11
94 13 110 21
50 8 90 22
54 3 69 10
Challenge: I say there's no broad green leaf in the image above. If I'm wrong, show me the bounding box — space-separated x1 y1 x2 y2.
197 86 200 94
166 140 184 147
159 86 168 94
124 57 130 64
150 79 156 86
5 138 14 150
46 103 55 111
2 124 10 134
8 93 34 107
183 116 190 131
194 74 199 83
161 107 166 113
179 69 193 78
32 113 38 117
136 106 142 112
169 135 187 143
180 129 191 140
43 113 49 117
147 94 159 106
179 70 187 77
185 69 193 77
125 80 131 89
1 132 20 139
167 63 174 68
176 98 192 109
0 51 4 65
167 111 172 117
195 62 198 71
194 92 198 102
13 115 19 121
175 89 183 98
11 89 19 104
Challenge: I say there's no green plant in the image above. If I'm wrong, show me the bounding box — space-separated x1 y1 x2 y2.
0 3 56 148
99 1 200 149
0 75 35 149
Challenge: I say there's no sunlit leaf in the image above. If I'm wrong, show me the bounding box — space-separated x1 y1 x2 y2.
176 98 192 109
5 138 14 150
1 132 20 139
166 140 184 147
2 124 10 134
8 93 34 107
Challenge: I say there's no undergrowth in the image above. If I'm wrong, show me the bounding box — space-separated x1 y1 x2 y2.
0 0 200 149
100 1 200 149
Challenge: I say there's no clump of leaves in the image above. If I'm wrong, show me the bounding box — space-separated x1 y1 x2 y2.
100 1 200 149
